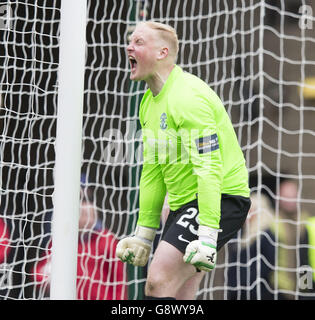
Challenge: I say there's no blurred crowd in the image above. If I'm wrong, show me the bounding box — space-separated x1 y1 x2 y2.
226 178 315 300
0 174 127 300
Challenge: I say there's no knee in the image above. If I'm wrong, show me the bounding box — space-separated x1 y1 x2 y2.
145 273 166 297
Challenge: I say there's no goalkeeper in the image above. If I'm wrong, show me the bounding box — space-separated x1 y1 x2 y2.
117 21 251 300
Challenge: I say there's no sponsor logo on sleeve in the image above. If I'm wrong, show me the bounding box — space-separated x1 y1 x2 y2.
195 133 219 154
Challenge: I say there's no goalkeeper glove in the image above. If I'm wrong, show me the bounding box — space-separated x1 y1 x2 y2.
183 225 219 272
116 225 156 267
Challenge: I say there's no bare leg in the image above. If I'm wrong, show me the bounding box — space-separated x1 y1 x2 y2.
175 270 205 300
145 240 203 298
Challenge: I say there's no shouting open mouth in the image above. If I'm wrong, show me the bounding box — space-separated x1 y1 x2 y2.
129 56 137 73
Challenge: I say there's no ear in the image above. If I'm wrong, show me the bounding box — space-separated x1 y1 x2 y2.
157 47 169 60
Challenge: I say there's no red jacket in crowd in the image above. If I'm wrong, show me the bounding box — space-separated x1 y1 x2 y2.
33 229 127 300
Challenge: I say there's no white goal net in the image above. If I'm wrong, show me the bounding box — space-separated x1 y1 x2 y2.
1 0 315 300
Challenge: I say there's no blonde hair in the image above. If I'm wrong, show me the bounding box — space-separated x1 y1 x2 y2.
140 21 179 61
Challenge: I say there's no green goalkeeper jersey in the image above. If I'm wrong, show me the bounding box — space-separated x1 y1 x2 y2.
137 65 250 230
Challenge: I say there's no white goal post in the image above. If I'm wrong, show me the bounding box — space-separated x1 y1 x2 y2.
1 0 315 300
50 0 87 300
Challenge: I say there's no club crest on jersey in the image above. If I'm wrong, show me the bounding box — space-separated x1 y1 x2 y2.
160 112 167 130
